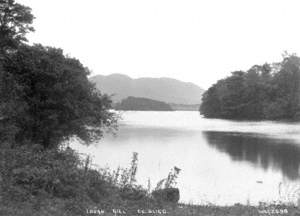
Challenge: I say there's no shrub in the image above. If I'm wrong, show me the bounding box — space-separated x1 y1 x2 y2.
120 185 147 201
0 145 87 200
152 188 180 203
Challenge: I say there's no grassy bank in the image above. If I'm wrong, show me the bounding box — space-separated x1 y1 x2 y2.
0 145 299 216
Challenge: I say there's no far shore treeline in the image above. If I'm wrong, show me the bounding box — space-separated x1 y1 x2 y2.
115 96 173 111
200 55 300 120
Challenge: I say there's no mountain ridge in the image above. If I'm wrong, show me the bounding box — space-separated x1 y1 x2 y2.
90 73 204 104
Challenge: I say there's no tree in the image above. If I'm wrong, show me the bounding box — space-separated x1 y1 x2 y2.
0 0 34 138
0 0 34 56
2 44 117 149
200 55 300 121
199 83 221 118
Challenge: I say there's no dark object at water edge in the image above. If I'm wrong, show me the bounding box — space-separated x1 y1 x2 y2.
152 188 180 203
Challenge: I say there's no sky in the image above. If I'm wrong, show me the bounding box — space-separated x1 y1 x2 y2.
18 0 300 89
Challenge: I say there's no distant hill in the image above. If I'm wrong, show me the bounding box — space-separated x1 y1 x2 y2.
115 97 173 111
90 73 204 104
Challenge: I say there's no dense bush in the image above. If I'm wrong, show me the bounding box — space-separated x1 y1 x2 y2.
152 188 180 203
120 185 147 201
1 146 86 200
1 44 117 149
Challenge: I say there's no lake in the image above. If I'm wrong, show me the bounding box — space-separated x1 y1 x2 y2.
72 111 300 205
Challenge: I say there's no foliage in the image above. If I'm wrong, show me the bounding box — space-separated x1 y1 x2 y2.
0 0 34 146
0 44 117 149
0 1 117 149
155 166 181 190
200 55 300 120
152 188 180 204
0 0 34 55
152 167 181 204
101 152 148 201
1 146 85 200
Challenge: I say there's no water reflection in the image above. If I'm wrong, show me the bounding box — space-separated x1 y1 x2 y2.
104 125 197 143
73 112 300 204
203 131 300 180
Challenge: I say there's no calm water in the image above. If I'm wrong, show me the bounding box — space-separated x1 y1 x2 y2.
72 111 300 205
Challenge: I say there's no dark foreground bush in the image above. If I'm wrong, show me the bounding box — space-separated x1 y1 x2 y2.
152 188 180 203
120 185 147 201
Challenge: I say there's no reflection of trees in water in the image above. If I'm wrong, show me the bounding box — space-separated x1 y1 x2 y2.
203 131 300 180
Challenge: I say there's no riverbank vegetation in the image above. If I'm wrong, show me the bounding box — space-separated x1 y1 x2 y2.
200 55 300 120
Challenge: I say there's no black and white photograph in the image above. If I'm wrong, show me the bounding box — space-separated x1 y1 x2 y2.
0 0 300 215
